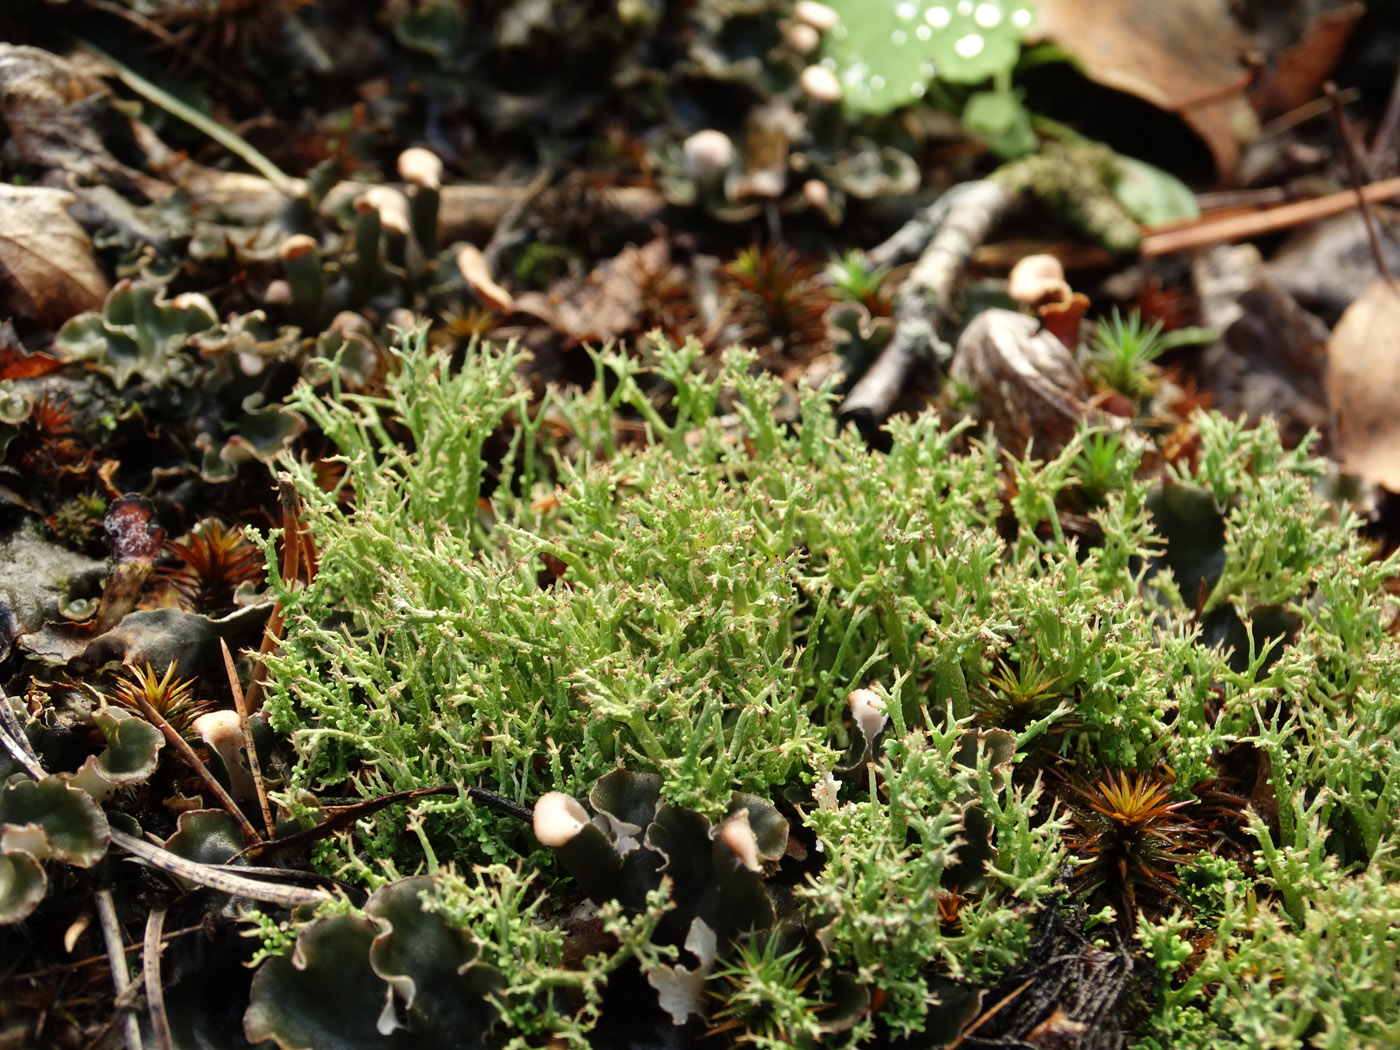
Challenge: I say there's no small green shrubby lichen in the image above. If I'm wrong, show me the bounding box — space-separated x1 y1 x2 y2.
260 331 1400 1045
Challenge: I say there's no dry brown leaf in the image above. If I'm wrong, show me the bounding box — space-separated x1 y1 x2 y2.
1327 276 1400 490
0 184 109 327
0 44 170 199
1035 0 1254 182
950 308 1090 457
1251 3 1363 121
514 237 672 347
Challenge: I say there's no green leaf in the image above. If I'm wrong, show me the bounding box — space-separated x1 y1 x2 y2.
0 776 110 868
365 877 501 1046
66 708 165 802
244 914 394 1050
53 282 217 390
165 810 245 867
1113 153 1200 225
819 0 1036 114
962 89 1037 157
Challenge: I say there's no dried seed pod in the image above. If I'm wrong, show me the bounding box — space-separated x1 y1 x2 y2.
951 307 1090 456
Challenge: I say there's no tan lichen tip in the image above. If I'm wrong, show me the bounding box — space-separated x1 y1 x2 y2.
799 64 843 104
802 178 830 210
355 186 411 235
191 709 242 750
1008 253 1071 307
848 687 888 742
533 791 590 847
719 808 762 872
277 233 319 262
784 20 821 54
397 147 443 189
794 0 839 32
682 129 735 180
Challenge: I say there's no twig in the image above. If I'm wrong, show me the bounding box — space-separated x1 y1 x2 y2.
840 181 1016 437
129 689 262 845
1139 177 1400 255
143 908 174 1050
222 639 274 838
76 39 303 198
110 828 334 908
94 890 143 1050
1326 81 1398 290
236 782 532 862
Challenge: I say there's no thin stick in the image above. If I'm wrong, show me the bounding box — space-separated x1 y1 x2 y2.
128 689 261 845
1258 86 1359 138
143 908 174 1050
946 977 1035 1049
110 828 334 908
78 975 147 1050
221 639 275 837
94 890 143 1050
1139 177 1400 255
1326 81 1398 290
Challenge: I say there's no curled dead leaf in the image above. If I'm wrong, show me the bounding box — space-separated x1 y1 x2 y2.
0 184 109 327
1327 276 1400 490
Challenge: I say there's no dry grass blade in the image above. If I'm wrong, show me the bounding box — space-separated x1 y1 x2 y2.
243 473 315 712
222 638 274 837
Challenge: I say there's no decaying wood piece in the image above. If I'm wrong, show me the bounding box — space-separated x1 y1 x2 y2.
839 180 1016 438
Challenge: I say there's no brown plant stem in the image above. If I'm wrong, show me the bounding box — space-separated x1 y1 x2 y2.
1326 80 1399 291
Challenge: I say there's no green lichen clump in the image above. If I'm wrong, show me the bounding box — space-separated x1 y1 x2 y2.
259 332 1400 1046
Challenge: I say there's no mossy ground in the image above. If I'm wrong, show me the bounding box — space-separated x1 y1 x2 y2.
252 331 1400 1048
